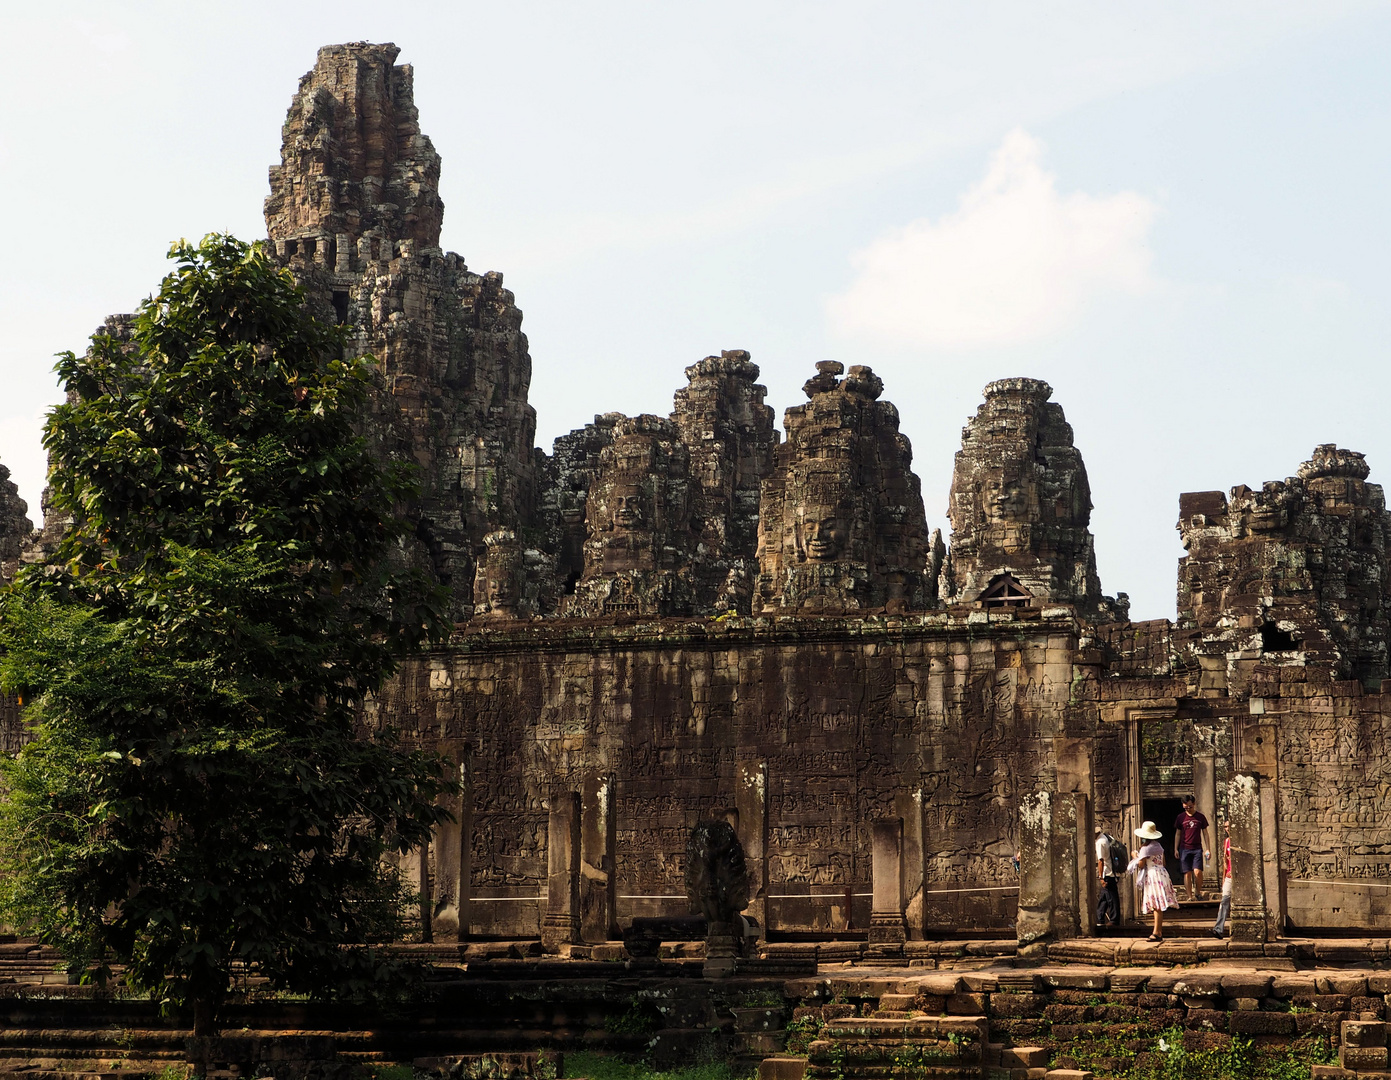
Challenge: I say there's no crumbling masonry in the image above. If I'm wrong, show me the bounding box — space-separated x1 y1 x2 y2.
5 41 1391 945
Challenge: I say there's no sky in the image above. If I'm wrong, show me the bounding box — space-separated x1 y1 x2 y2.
2 1 1389 619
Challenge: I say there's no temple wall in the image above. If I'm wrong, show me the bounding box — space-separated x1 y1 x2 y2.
373 610 1094 938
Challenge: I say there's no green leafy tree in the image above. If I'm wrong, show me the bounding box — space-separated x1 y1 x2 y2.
0 234 450 1035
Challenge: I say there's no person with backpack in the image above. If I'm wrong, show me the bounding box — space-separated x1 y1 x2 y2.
1095 825 1124 927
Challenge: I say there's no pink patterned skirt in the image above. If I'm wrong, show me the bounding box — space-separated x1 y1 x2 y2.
1139 855 1177 914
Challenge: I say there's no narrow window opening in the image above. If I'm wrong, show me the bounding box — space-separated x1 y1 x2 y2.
284 240 298 257
331 291 350 325
325 238 337 266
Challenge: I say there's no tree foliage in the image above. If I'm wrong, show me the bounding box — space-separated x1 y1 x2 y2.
0 234 450 1034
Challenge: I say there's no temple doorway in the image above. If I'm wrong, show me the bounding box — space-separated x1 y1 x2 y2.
1141 796 1185 886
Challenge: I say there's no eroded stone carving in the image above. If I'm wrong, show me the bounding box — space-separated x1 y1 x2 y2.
756 361 932 613
563 415 695 617
684 819 751 924
943 377 1112 613
0 462 33 582
472 529 526 619
671 351 778 614
267 42 538 620
1177 443 1391 683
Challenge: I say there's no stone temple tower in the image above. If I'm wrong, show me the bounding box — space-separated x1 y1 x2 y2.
756 361 934 614
943 377 1111 614
265 42 538 620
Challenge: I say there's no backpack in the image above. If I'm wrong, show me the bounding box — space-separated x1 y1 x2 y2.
1104 834 1127 876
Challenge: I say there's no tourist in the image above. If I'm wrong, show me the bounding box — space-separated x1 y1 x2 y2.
1095 825 1120 928
1212 819 1233 938
1173 794 1211 901
1128 820 1176 942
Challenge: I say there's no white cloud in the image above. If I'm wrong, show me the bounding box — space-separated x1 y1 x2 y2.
828 129 1159 348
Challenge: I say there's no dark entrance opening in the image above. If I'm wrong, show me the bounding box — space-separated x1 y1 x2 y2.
331 290 350 325
1141 797 1185 888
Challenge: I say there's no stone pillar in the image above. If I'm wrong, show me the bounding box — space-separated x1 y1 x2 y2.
1227 773 1268 943
1193 752 1218 887
1018 792 1086 948
869 818 907 955
1050 793 1080 940
894 787 925 940
734 762 768 935
1017 793 1054 946
417 842 433 944
458 747 473 942
580 774 616 943
1260 777 1285 940
541 792 581 952
1071 793 1095 938
429 817 461 940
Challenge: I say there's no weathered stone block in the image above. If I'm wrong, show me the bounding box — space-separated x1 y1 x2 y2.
1341 1019 1387 1047
1228 1011 1295 1035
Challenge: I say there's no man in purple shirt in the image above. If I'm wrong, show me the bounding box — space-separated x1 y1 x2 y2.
1174 794 1211 901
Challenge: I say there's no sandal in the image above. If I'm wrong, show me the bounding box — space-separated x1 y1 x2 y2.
1146 934 1163 942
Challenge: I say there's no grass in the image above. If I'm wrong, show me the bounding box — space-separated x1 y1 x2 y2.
562 1051 749 1080
367 1066 414 1080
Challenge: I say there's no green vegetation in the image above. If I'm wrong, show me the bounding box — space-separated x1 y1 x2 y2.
562 1052 748 1080
0 234 450 1035
606 1000 664 1036
366 1066 414 1080
1050 1025 1340 1080
783 1014 823 1055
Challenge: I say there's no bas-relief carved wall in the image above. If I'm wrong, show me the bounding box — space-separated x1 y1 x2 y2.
1277 695 1391 927
374 615 1092 936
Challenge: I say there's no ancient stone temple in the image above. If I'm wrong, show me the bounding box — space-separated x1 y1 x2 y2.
0 462 32 582
1177 443 1391 684
755 361 933 614
562 414 696 617
266 42 539 620
11 41 1391 953
942 377 1112 614
671 351 778 614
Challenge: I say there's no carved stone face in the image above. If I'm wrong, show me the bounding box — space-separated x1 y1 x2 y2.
485 564 519 609
611 483 646 530
984 474 1028 525
796 504 848 562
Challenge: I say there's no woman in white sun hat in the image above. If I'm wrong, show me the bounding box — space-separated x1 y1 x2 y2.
1127 820 1177 941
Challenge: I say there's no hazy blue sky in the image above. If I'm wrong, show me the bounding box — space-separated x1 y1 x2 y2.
3 2 1389 618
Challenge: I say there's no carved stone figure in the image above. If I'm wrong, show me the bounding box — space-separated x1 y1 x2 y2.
756 361 932 613
472 529 525 619
943 377 1114 614
265 42 538 620
1178 443 1391 683
670 351 778 614
0 462 32 582
684 819 751 924
563 415 696 617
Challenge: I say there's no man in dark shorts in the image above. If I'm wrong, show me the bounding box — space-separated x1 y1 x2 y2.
1173 795 1211 901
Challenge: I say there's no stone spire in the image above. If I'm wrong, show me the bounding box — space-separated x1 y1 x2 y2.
756 361 933 614
671 350 778 614
0 462 33 582
943 377 1108 613
266 43 538 621
563 415 696 617
1177 444 1391 683
265 42 443 250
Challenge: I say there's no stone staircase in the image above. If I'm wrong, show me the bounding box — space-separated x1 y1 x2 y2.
0 942 70 984
767 981 1066 1080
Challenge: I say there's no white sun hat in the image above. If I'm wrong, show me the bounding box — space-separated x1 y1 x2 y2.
1135 820 1163 840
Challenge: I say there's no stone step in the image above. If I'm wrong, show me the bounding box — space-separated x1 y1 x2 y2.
757 1057 807 1080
